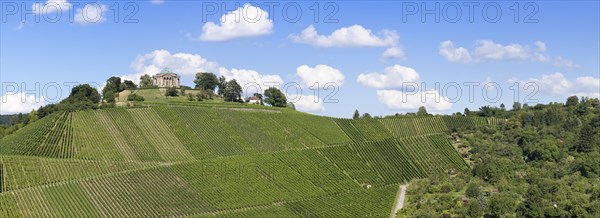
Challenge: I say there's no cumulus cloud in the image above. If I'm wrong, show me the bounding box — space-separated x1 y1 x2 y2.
197 4 273 41
32 0 71 14
290 25 398 48
439 40 472 63
117 50 219 85
296 64 345 88
381 47 405 60
439 40 573 66
512 72 599 98
74 3 108 25
130 50 218 77
357 65 420 89
290 94 325 112
0 93 46 115
218 67 284 96
359 65 452 111
553 56 578 68
376 90 452 111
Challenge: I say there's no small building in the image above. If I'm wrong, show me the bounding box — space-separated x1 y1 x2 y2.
153 69 180 88
247 96 260 104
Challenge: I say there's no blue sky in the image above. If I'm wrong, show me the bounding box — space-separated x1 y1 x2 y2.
1 0 599 117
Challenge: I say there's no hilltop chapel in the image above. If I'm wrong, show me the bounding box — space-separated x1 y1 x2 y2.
153 69 180 88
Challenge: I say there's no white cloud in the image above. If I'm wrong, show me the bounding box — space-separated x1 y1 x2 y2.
439 40 571 65
130 50 219 77
473 40 531 61
290 25 398 48
74 3 108 25
553 56 578 68
296 64 345 88
149 0 164 4
32 0 71 14
0 93 46 115
218 67 284 96
198 4 273 41
439 40 472 63
291 95 325 112
513 72 599 98
376 89 452 111
522 72 573 95
357 65 419 89
381 47 405 60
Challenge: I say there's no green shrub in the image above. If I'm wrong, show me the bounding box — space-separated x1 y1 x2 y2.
127 94 145 102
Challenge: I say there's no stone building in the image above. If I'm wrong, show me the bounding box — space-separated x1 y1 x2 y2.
153 69 180 88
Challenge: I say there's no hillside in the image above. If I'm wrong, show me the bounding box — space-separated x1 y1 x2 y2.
0 104 499 217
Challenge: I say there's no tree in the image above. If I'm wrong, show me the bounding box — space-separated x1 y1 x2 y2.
566 95 579 108
488 192 517 217
500 103 506 110
287 102 296 110
353 110 360 119
264 87 287 107
517 186 545 218
65 84 101 104
102 76 124 103
512 102 522 111
139 74 154 88
165 87 179 97
465 183 480 198
123 80 137 90
464 108 471 116
217 76 227 96
361 113 372 119
223 79 242 102
417 106 428 116
187 93 194 101
194 72 219 91
466 201 482 218
576 124 594 152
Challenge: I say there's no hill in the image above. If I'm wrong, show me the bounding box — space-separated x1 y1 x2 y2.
0 102 499 217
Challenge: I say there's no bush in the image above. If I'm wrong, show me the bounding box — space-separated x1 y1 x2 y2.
165 87 179 97
127 94 145 102
465 183 480 198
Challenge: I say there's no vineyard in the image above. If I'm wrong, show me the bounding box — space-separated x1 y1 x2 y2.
0 105 501 217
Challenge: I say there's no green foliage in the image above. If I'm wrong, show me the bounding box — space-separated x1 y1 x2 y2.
566 95 579 107
122 80 137 90
164 87 179 97
102 76 124 103
264 87 287 107
417 106 428 116
353 109 360 119
217 75 227 96
465 182 480 198
3 94 597 218
139 74 153 88
512 102 522 111
466 201 482 218
127 93 145 102
193 72 218 91
487 192 517 217
223 79 242 102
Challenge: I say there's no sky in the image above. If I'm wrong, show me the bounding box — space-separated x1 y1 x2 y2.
1 0 599 118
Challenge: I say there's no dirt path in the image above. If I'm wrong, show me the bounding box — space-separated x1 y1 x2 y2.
390 184 409 218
